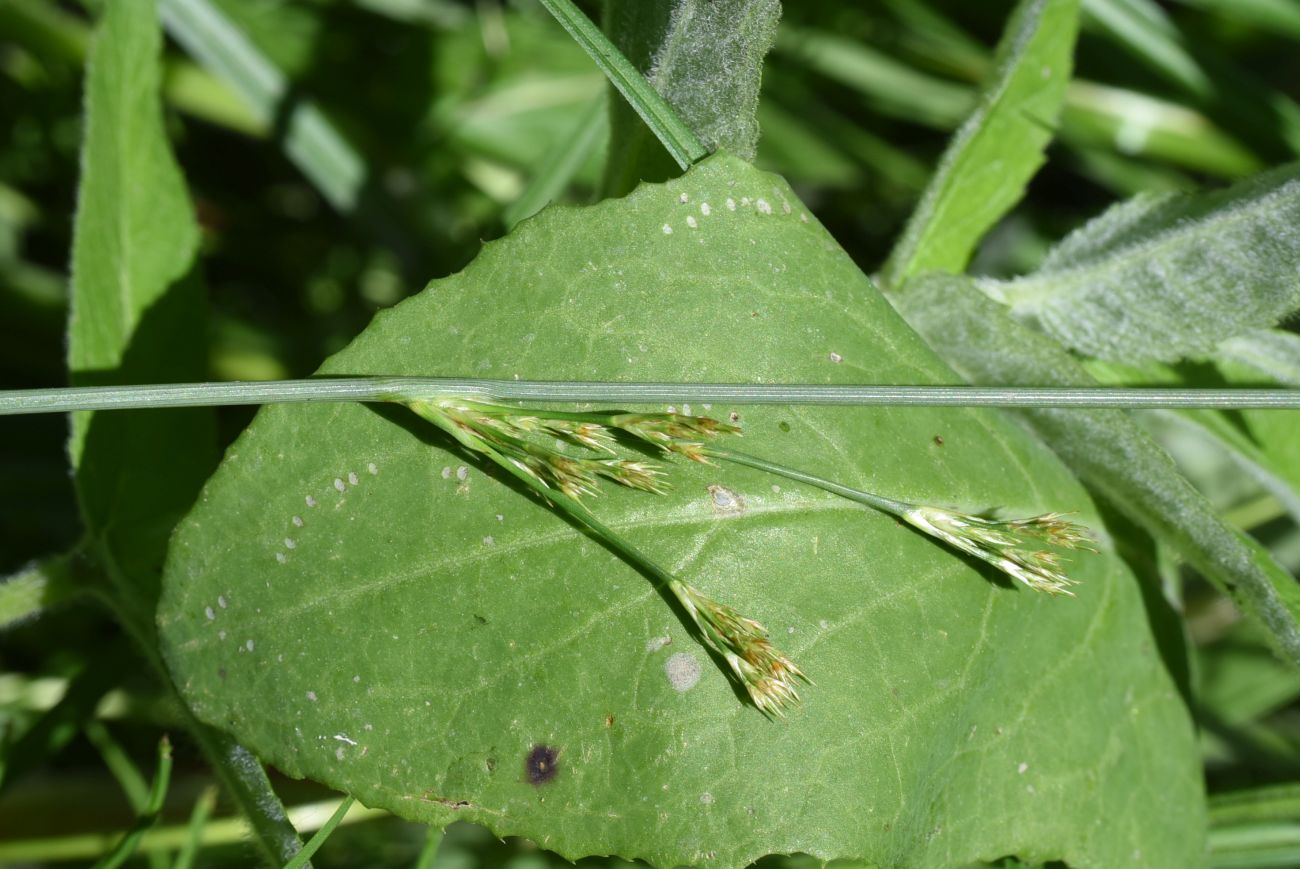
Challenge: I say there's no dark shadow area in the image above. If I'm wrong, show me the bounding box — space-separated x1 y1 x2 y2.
1094 498 1194 707
72 260 218 616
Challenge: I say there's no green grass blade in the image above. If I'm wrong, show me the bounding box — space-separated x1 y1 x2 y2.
895 273 1300 668
1213 783 1300 826
1173 0 1300 41
91 736 173 869
412 827 445 869
883 0 1080 286
778 20 1260 178
157 0 366 212
774 27 973 129
171 786 218 869
280 796 355 869
1085 0 1300 157
536 0 706 173
503 95 607 229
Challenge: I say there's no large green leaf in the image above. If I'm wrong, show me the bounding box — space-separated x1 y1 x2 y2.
160 155 1201 868
882 0 1080 287
981 164 1300 363
67 3 302 863
68 0 212 641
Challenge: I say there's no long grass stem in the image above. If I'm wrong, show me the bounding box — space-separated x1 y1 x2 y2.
3 378 1299 415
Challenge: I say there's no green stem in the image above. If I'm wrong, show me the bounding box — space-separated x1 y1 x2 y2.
0 798 381 864
535 0 708 169
92 736 173 869
414 403 684 595
281 796 355 869
172 786 218 869
704 446 912 516
4 378 1300 415
412 826 445 869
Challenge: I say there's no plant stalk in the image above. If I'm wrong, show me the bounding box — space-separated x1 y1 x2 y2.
4 378 1300 415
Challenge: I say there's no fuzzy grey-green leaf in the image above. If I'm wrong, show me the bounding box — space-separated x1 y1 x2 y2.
984 163 1300 363
160 154 1202 868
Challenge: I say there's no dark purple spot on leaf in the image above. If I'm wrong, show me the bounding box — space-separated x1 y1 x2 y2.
525 744 559 785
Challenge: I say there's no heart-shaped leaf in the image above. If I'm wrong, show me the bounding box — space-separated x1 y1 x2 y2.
159 154 1201 867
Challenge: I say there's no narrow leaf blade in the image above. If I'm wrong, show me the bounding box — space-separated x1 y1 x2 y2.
883 0 1081 287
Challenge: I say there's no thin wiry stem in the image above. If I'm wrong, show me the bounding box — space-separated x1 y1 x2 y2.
3 378 1300 415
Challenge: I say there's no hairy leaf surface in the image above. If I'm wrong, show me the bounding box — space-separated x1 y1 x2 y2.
160 155 1201 868
603 0 780 195
983 164 1300 363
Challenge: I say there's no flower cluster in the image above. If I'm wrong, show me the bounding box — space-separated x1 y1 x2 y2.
605 412 741 463
674 582 808 717
413 399 744 501
901 506 1095 596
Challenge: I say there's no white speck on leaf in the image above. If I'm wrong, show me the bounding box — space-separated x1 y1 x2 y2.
307 691 318 702
829 351 843 363
662 224 673 235
700 202 711 216
483 535 495 546
284 538 296 549
292 515 304 527
726 197 736 210
218 630 226 640
305 495 317 507
441 467 451 479
686 216 698 229
218 595 227 609
456 466 468 481
679 192 689 203
700 792 714 805
334 734 358 746
205 607 215 621
756 198 772 214
666 653 702 692
348 472 359 485
336 747 346 761
708 484 745 515
646 635 671 652
333 478 345 492
1018 762 1029 774
246 639 254 651
275 552 287 564
368 463 378 475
